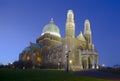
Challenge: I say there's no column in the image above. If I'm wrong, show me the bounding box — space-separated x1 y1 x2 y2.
79 49 83 69
86 55 88 69
96 56 99 69
92 56 95 69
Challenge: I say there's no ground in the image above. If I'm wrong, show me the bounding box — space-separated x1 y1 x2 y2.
74 70 120 81
0 69 119 81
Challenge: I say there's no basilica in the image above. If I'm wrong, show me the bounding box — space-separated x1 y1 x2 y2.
19 10 99 71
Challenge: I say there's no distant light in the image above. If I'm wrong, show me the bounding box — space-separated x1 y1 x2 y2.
102 64 105 67
23 67 25 69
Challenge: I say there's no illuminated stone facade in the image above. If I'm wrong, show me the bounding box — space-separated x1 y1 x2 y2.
19 10 98 70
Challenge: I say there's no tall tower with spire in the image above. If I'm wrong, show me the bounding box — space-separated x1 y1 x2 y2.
65 10 76 68
84 19 92 44
66 10 75 38
84 19 94 50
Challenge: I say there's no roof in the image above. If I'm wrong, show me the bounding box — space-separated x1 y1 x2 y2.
24 47 31 51
77 32 86 41
30 42 42 48
41 18 61 37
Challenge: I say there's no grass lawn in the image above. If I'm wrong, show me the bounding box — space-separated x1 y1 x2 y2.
0 68 110 81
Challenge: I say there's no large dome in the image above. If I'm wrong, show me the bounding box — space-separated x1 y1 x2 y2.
41 18 61 37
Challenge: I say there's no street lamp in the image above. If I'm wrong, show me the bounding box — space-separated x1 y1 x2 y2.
66 50 71 72
69 60 72 64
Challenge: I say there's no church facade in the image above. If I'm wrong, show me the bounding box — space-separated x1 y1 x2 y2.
19 10 99 70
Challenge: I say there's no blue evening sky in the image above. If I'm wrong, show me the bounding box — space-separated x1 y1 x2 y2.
0 0 120 67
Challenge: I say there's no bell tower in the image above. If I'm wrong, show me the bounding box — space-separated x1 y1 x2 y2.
84 19 92 44
66 10 75 38
84 19 94 50
65 10 76 69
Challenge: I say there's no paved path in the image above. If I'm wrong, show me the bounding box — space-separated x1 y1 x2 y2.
73 70 120 81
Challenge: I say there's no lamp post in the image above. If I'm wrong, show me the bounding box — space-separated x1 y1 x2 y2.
66 50 71 72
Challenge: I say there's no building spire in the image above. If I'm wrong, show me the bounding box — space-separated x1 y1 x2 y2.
67 10 74 22
84 19 92 44
66 10 75 38
84 19 91 35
